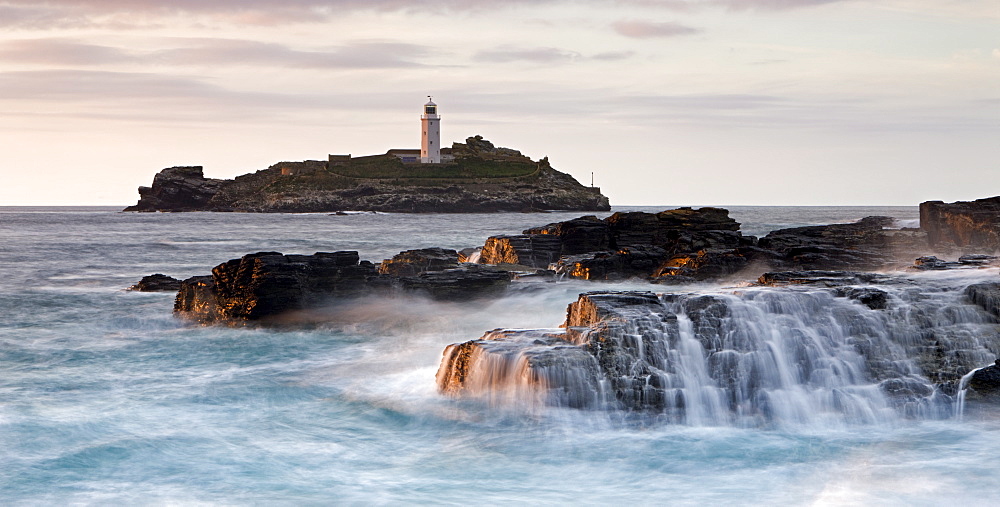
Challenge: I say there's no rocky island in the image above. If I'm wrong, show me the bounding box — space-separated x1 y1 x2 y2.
124 136 610 213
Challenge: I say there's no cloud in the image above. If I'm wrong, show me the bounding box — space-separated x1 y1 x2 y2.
0 0 853 29
591 51 637 61
0 38 132 65
612 20 700 38
0 0 558 28
474 46 582 64
711 0 845 10
0 37 433 69
154 40 432 69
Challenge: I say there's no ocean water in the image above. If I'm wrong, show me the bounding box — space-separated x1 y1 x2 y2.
2 205 1000 505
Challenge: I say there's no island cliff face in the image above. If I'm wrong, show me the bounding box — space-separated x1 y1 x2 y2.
124 137 610 213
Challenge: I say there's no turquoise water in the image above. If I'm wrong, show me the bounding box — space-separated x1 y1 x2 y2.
3 206 1000 505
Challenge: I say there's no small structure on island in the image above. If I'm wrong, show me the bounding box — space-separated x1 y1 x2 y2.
420 96 441 163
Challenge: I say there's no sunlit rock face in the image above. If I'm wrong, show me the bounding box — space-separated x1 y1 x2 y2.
438 275 1000 425
921 196 1000 253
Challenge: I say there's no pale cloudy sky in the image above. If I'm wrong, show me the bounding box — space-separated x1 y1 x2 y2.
0 0 997 206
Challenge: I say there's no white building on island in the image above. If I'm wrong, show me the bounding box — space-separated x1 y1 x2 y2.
329 97 455 166
420 97 441 164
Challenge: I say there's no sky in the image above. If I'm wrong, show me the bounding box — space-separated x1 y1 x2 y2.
0 0 997 206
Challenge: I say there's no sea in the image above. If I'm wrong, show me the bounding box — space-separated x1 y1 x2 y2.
2 205 999 505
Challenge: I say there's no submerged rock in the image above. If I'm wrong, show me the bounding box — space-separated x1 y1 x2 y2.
128 273 182 292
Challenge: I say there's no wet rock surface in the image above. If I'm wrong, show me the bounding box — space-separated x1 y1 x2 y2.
969 359 1000 401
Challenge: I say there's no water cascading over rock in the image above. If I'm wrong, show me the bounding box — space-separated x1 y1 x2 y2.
437 274 1000 426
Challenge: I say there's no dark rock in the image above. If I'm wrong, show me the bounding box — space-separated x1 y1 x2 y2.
128 274 182 292
378 247 459 276
397 265 511 301
552 246 667 280
123 166 224 212
966 283 1000 319
969 359 1000 401
651 250 749 282
835 287 889 310
911 256 961 270
524 215 611 255
921 196 1000 252
605 208 741 252
959 254 1000 266
485 207 751 281
174 250 511 324
174 251 380 324
757 216 904 270
757 270 888 287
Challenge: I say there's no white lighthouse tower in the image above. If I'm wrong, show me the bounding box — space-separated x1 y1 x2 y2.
420 97 441 164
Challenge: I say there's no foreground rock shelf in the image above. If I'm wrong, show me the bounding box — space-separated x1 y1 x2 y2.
437 272 1000 422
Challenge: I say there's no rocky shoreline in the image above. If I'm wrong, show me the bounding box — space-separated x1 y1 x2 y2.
139 196 1000 416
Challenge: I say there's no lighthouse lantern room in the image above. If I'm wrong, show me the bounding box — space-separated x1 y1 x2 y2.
420 97 441 164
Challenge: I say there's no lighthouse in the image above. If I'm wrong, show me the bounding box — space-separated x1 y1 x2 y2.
420 97 441 164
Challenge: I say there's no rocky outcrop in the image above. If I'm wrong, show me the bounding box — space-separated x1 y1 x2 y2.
477 209 928 281
174 250 511 324
128 274 182 292
124 144 610 213
921 196 1000 252
757 216 925 271
124 166 224 212
175 251 380 324
479 207 753 280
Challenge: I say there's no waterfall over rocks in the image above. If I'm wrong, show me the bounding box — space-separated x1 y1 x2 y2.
437 271 1000 427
